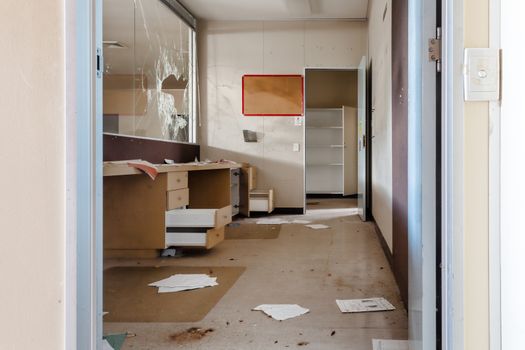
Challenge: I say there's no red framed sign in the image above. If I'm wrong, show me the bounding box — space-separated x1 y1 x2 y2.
242 74 304 116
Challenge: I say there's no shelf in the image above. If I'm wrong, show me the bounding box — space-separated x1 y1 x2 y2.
306 126 343 129
306 144 345 148
306 163 344 166
307 191 344 195
305 108 343 111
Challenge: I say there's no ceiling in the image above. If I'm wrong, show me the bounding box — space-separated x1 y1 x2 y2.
178 0 369 21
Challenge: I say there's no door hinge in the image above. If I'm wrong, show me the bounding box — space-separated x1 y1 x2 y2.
96 48 103 78
429 27 442 72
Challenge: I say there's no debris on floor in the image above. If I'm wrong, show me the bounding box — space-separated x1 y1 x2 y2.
256 218 290 225
161 248 178 257
102 339 114 350
372 339 409 350
252 304 310 321
336 298 396 313
102 332 129 350
169 327 215 343
148 274 218 293
330 330 336 336
297 341 309 346
291 219 311 224
305 224 331 230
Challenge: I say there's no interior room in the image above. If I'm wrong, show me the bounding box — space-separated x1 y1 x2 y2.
101 0 409 349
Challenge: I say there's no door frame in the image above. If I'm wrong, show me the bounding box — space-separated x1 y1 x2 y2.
407 0 439 348
65 0 103 349
302 66 361 211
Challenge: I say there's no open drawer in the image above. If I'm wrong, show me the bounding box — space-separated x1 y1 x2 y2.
165 205 232 228
165 226 224 249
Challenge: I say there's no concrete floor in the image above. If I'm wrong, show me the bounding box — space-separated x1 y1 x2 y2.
104 198 408 349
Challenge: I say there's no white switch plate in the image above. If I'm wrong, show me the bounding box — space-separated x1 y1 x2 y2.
294 116 303 126
292 143 300 152
463 48 500 101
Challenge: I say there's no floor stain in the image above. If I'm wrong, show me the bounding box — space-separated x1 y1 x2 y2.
169 328 214 343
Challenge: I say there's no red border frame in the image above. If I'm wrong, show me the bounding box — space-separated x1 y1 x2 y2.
242 74 304 116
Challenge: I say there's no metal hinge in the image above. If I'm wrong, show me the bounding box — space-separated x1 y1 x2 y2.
96 48 103 78
429 27 442 72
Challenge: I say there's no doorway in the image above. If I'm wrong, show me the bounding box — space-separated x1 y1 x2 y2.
303 68 362 216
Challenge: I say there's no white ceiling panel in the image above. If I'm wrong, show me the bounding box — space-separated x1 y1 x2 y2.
178 0 369 21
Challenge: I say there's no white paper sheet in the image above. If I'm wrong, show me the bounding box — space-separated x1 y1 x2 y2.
252 304 309 321
148 274 218 293
148 274 216 287
305 224 331 230
256 218 290 225
102 339 114 350
157 283 218 294
336 298 395 313
291 219 311 224
372 339 409 350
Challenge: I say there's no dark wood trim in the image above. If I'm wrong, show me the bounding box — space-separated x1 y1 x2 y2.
103 133 200 164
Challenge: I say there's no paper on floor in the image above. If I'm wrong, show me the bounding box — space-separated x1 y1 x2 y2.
256 218 290 225
253 304 309 321
291 219 311 224
372 339 409 350
102 339 114 350
305 224 331 230
336 298 395 313
148 274 218 293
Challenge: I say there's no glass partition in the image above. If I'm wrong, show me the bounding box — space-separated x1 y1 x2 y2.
103 0 196 143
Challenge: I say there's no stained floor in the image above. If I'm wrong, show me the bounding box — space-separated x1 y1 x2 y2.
104 198 408 349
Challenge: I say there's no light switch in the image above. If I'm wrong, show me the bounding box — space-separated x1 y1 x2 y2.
293 143 300 152
463 48 500 101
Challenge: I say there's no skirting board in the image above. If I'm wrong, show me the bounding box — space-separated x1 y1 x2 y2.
244 207 304 217
371 215 394 270
372 339 409 350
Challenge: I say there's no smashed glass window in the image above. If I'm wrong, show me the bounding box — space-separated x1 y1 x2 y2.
103 0 196 143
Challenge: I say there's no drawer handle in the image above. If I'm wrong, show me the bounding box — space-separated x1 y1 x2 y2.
177 178 181 182
223 215 228 219
178 197 182 201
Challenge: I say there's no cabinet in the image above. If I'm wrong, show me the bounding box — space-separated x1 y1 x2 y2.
305 106 357 195
103 162 240 256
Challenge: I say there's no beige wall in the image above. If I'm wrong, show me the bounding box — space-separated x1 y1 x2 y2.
0 0 65 349
367 0 393 250
198 20 367 207
464 0 490 349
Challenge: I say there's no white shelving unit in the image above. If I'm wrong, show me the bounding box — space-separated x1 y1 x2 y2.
305 107 357 195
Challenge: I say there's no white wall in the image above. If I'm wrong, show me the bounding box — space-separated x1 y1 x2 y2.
368 0 393 250
198 20 367 207
0 0 65 349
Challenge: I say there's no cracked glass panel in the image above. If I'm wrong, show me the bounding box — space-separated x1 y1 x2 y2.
103 0 196 143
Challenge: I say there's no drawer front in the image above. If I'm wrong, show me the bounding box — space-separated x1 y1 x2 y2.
250 198 269 212
166 188 189 210
206 226 225 249
215 205 232 228
167 171 188 191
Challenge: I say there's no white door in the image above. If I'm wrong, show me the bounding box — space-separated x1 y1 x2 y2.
343 106 357 196
357 56 367 220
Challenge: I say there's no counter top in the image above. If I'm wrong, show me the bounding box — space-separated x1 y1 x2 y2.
103 160 242 177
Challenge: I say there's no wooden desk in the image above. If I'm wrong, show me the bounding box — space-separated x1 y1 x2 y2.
103 161 241 258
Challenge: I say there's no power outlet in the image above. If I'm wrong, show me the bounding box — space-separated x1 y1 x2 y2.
293 143 300 152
